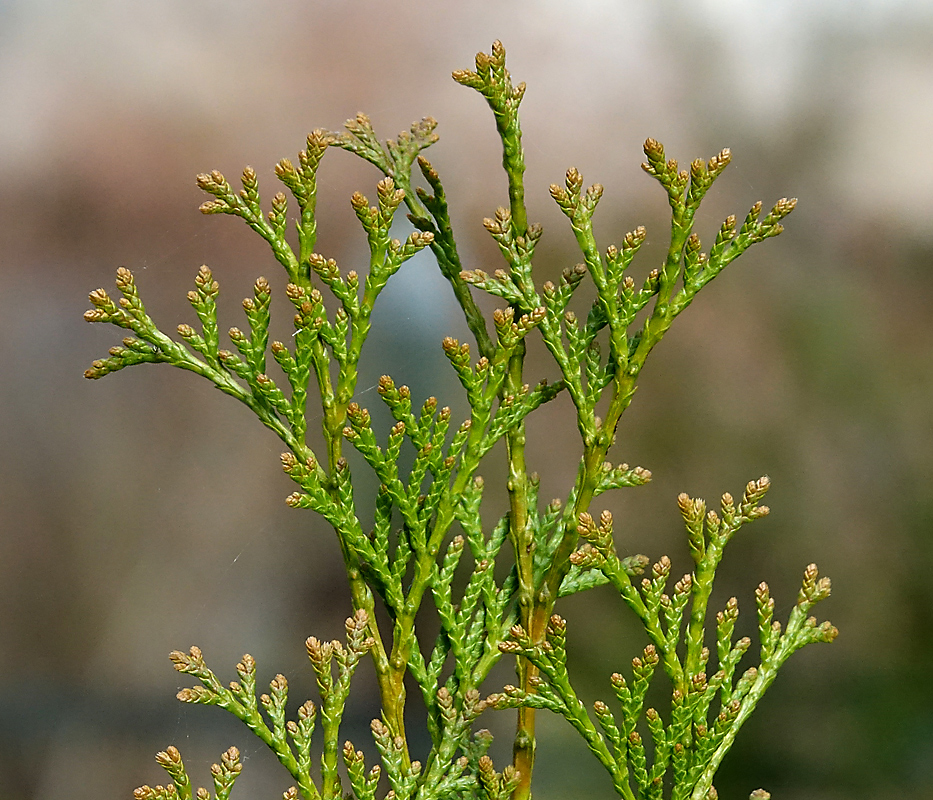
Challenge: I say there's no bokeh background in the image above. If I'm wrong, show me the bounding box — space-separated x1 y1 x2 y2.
1 1 931 798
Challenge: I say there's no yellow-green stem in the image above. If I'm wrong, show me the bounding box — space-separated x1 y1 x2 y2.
319 388 411 770
502 338 539 800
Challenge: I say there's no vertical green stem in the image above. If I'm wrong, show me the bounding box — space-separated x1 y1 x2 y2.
497 109 539 800
308 315 411 770
506 343 537 799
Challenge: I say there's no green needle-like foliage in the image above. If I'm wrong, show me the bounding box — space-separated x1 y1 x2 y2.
491 481 836 800
85 41 834 800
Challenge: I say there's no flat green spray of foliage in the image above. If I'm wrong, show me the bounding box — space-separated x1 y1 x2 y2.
85 41 836 800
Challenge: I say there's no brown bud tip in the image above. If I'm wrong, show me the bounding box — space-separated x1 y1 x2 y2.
644 138 663 156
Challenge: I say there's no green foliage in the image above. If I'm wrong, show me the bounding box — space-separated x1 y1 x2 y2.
491 484 835 800
85 41 834 800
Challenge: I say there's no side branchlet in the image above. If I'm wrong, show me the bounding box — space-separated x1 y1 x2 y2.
496 482 835 800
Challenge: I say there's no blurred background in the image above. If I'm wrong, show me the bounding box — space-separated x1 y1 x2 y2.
1 0 931 798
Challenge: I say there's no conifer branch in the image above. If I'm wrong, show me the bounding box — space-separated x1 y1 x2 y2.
86 39 832 800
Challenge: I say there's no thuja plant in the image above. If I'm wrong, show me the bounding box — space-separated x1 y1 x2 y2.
85 41 836 800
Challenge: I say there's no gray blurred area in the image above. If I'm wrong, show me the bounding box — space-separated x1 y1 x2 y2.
1 1 931 798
